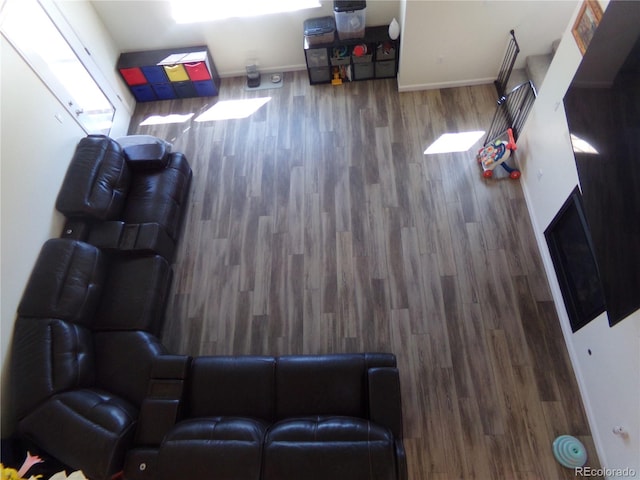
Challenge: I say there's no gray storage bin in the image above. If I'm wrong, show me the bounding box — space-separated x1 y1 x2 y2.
309 67 331 83
306 48 329 67
352 53 373 64
304 16 336 46
375 60 396 78
330 56 351 66
376 43 396 61
354 62 374 80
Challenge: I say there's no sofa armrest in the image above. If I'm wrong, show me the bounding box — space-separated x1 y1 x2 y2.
93 331 167 407
368 367 404 439
124 448 160 480
117 135 172 171
87 220 125 249
61 219 91 241
152 354 190 379
56 135 130 221
135 355 191 446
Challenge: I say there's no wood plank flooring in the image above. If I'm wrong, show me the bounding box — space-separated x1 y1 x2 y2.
128 71 601 479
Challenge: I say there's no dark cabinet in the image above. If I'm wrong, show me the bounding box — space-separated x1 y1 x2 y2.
117 46 220 102
304 25 399 85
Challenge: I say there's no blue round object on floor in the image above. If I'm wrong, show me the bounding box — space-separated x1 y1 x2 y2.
552 435 587 468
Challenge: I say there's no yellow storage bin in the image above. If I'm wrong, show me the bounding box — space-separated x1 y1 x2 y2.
164 64 189 82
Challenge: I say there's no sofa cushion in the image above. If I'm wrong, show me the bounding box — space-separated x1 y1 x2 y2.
93 331 167 407
17 238 106 326
11 317 95 420
18 389 138 480
121 152 191 241
263 416 397 480
56 135 130 221
188 356 276 421
157 417 266 480
94 255 172 335
275 354 368 419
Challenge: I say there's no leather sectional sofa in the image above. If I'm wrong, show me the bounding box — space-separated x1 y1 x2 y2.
9 135 407 480
125 353 406 480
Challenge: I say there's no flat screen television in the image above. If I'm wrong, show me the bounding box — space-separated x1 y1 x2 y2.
562 0 640 327
545 188 605 332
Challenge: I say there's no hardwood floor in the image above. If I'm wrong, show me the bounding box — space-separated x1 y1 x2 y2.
128 71 601 479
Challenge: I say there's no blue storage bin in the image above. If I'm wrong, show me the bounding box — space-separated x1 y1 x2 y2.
152 83 177 100
173 81 197 98
141 65 168 84
193 80 217 97
130 84 156 102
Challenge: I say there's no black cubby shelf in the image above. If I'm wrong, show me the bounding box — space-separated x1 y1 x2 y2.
304 25 399 85
117 46 221 102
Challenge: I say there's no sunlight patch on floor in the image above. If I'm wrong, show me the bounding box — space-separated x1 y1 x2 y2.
195 97 271 122
424 131 485 155
140 113 194 126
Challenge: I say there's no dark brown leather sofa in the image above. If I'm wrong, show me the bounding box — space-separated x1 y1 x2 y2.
8 135 407 480
125 353 407 480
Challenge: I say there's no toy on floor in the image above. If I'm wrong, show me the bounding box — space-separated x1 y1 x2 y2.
331 67 343 85
476 128 521 179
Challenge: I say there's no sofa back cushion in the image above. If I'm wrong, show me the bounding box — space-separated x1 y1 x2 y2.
275 354 369 419
93 331 166 407
56 135 130 221
17 239 106 326
94 254 171 335
11 317 95 420
188 356 276 421
121 152 191 241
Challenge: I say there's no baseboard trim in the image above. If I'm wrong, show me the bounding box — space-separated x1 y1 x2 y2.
398 76 495 92
219 64 307 79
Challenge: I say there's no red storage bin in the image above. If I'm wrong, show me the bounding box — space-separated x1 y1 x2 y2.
119 67 147 86
184 61 211 81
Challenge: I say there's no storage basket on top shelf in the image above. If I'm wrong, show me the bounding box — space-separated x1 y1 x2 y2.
333 0 366 40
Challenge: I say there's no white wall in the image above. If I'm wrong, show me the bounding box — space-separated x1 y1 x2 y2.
90 0 575 88
517 0 640 475
397 0 578 91
90 0 400 77
0 0 131 433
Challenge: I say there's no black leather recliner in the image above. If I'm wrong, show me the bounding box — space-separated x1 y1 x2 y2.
10 238 168 480
56 134 192 262
12 320 165 480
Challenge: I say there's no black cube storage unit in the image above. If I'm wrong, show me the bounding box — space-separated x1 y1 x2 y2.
117 46 221 102
304 25 399 85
